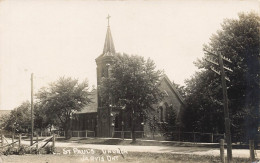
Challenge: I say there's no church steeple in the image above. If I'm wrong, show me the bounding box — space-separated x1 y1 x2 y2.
103 15 115 54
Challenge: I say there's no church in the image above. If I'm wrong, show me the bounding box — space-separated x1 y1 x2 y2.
71 17 185 138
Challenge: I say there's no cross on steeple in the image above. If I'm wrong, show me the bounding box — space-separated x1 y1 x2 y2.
106 14 111 27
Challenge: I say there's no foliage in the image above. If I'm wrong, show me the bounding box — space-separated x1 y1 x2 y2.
183 12 260 141
34 103 56 132
172 81 186 98
164 106 177 132
36 77 91 139
43 145 55 154
2 102 31 133
100 53 164 142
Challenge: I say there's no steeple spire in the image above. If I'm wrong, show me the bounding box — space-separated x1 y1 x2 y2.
107 14 111 27
103 15 115 54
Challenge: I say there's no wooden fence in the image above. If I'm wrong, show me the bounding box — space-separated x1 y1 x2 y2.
163 132 225 143
71 130 95 138
113 131 144 139
0 133 56 153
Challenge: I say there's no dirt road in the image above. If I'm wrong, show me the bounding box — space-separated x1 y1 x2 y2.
19 138 260 159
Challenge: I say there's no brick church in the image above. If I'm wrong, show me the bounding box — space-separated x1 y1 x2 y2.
71 17 185 138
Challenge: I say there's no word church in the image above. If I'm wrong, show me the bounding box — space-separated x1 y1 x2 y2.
71 16 184 138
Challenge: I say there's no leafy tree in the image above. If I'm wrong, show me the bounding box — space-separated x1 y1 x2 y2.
36 77 91 139
165 106 177 132
100 53 164 142
34 103 57 132
183 12 259 142
2 101 31 133
172 81 186 98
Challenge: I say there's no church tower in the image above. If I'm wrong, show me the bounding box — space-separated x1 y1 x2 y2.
95 15 115 137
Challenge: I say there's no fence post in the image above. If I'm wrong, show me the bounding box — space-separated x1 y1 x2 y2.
178 128 180 141
18 134 21 148
12 134 14 148
220 139 225 163
1 134 3 146
211 133 214 143
86 131 88 138
36 134 39 153
52 134 56 150
249 140 255 162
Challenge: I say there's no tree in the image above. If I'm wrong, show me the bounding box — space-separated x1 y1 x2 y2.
34 103 57 132
183 12 259 142
100 53 164 142
2 101 31 133
172 81 186 98
36 77 91 139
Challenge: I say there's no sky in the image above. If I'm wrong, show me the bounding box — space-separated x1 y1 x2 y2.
0 0 259 110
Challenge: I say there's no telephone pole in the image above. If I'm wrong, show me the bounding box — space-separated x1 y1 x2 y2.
205 49 232 163
31 73 34 146
218 53 232 163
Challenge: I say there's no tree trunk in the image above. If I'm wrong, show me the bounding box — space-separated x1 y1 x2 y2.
64 118 72 139
131 108 136 143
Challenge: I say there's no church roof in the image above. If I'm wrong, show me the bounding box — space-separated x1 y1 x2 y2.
96 17 116 61
103 26 115 54
77 89 97 113
159 74 185 105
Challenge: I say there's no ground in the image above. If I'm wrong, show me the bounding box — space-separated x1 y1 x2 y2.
0 137 259 163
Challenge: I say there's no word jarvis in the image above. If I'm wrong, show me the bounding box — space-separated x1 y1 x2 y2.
81 155 119 162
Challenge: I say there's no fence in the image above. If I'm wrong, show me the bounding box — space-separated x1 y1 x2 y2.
113 131 144 139
0 133 56 154
71 130 95 138
163 131 225 143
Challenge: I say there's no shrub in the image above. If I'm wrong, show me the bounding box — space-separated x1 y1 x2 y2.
44 145 54 154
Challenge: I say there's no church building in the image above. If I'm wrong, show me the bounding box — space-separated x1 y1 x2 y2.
71 16 185 138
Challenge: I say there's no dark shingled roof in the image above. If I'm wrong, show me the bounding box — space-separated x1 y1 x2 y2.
77 89 97 113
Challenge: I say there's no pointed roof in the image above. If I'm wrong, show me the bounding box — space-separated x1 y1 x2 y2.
96 16 116 62
103 26 115 54
159 74 185 105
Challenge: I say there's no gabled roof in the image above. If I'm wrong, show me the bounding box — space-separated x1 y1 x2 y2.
160 74 185 105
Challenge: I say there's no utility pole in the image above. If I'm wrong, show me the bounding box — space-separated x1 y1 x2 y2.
31 73 34 146
204 49 232 163
218 53 232 163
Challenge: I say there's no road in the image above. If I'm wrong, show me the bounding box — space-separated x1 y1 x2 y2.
18 138 260 159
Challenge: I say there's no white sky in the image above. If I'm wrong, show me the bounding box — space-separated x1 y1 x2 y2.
0 0 259 110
